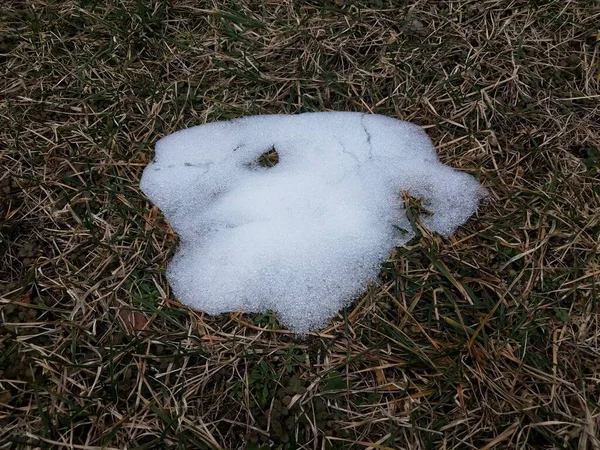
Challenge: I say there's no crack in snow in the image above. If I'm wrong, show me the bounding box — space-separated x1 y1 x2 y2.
361 113 373 160
338 138 361 168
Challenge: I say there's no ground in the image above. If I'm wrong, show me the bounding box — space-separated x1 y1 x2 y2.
1 1 599 449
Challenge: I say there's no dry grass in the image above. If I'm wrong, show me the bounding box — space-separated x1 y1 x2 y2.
1 0 599 449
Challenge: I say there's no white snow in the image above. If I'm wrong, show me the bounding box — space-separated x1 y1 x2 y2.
140 112 486 332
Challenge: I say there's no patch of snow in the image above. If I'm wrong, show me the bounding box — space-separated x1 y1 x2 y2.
140 112 486 332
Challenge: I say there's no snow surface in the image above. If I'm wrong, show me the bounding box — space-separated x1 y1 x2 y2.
140 112 485 332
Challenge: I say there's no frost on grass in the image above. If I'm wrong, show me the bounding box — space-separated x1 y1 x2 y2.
140 112 486 332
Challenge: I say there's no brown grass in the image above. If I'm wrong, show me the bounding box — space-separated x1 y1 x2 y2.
1 0 599 449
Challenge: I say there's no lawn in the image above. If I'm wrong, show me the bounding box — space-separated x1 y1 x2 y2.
1 1 599 449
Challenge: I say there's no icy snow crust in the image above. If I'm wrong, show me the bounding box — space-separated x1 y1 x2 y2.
140 112 484 332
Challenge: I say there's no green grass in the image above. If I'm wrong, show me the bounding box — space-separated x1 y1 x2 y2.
1 0 599 449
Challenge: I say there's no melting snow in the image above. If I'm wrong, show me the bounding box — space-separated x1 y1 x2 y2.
140 112 485 332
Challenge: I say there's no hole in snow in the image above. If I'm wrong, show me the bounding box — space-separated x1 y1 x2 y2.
251 146 279 169
402 192 434 218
